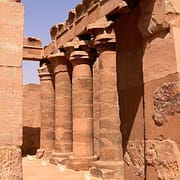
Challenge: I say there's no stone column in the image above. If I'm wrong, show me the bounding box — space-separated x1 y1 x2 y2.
38 63 55 156
93 56 100 157
48 52 72 162
88 22 123 179
64 38 97 170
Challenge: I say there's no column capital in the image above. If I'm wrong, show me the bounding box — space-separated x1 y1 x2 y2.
69 50 91 66
38 64 53 80
87 17 113 36
94 30 116 53
48 52 69 74
48 52 66 61
63 37 89 54
87 18 116 52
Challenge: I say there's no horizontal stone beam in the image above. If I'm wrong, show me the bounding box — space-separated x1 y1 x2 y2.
23 37 43 61
55 0 126 49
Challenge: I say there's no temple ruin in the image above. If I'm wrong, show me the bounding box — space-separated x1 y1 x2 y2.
0 0 180 179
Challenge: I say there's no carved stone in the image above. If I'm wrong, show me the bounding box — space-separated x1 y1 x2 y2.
153 82 180 126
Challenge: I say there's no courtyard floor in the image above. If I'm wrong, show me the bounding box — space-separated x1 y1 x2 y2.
22 156 100 180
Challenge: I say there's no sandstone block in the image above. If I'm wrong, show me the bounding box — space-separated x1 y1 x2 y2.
0 146 22 180
146 139 180 180
138 0 169 39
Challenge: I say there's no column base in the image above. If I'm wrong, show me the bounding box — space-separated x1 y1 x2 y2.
65 155 98 171
90 160 124 179
49 152 72 165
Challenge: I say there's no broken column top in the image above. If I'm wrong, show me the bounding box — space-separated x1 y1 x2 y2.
23 37 42 47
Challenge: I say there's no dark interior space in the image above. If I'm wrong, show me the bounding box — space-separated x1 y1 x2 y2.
21 127 40 156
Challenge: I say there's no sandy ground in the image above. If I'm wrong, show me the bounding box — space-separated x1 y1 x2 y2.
22 156 100 180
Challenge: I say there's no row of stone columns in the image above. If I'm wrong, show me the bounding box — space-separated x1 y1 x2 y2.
38 19 123 179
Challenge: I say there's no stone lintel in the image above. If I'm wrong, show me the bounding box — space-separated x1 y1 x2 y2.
55 0 125 49
23 37 42 47
23 46 43 61
23 37 43 60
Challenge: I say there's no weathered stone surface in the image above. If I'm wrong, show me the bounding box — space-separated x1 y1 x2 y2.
71 54 93 158
146 139 180 180
153 82 180 126
38 64 55 151
0 1 179 180
23 37 43 60
93 57 100 157
0 2 24 66
90 161 124 179
94 31 122 163
44 41 55 58
144 74 180 149
124 141 144 178
0 146 22 180
143 31 177 83
165 0 180 14
23 37 42 47
22 84 40 155
0 1 23 146
138 0 169 39
49 52 72 154
64 44 95 170
56 0 126 48
36 149 45 159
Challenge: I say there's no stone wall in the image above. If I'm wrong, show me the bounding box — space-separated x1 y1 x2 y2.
115 0 180 179
0 1 24 179
0 0 24 147
17 0 180 179
115 7 145 179
22 84 41 155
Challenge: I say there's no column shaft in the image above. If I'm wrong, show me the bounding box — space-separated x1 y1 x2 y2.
64 39 97 170
93 57 100 157
39 64 55 151
99 50 122 161
52 57 72 153
89 29 123 179
72 62 93 157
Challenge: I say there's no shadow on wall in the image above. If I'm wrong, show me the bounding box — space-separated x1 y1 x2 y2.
115 5 147 179
115 0 170 178
115 5 146 156
21 127 40 156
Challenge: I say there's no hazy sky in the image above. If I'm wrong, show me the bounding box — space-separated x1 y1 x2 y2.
22 0 81 84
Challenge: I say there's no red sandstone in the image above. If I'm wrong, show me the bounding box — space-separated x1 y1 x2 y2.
0 0 180 179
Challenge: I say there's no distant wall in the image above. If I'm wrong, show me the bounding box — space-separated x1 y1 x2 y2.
22 83 41 155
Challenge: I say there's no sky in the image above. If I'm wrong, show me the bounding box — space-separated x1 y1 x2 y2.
22 0 81 84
